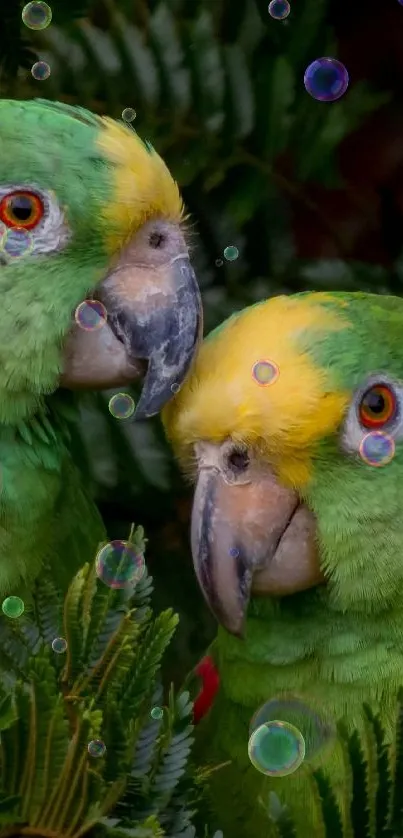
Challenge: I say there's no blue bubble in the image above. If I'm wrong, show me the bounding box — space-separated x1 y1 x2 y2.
268 0 290 20
359 431 395 467
304 58 349 102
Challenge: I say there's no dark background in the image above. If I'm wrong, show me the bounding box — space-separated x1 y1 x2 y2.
2 0 403 684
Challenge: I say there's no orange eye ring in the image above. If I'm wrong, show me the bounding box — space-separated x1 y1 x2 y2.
358 384 397 429
0 191 44 230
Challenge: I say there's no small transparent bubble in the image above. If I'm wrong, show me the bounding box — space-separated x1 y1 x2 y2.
108 392 135 420
1 228 33 259
2 596 25 619
171 382 181 394
52 637 67 654
74 300 107 331
359 431 395 467
95 539 145 589
229 547 239 558
22 1 52 29
304 58 349 103
248 720 305 777
31 61 51 81
268 0 290 20
122 107 136 123
151 706 164 720
252 360 279 386
87 739 106 758
215 259 223 267
223 245 239 262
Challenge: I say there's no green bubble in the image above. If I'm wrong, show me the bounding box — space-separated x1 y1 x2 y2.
108 392 135 420
22 1 52 30
122 107 136 122
248 720 305 777
2 596 25 619
151 706 164 720
223 245 239 261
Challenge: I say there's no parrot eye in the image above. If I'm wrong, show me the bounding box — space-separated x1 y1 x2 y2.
358 383 397 429
0 190 44 230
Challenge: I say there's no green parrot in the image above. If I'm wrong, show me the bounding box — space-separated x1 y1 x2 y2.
0 98 201 599
162 291 403 838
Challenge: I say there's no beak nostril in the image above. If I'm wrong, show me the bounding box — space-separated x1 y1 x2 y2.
227 449 250 472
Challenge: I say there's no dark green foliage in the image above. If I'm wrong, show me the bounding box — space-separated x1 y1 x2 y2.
0 526 217 838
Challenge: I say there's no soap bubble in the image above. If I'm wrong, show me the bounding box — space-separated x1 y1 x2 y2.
122 107 136 123
229 547 239 558
2 596 25 619
268 0 290 20
359 431 395 467
171 382 181 394
248 720 305 776
215 259 223 267
87 739 106 758
75 300 107 331
223 245 239 262
252 360 279 386
151 706 164 720
31 61 51 81
95 540 145 589
1 228 33 259
250 697 335 762
304 58 349 102
22 1 52 29
52 637 67 654
108 393 135 420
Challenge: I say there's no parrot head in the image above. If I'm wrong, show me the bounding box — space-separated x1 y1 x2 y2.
0 99 202 423
163 291 403 635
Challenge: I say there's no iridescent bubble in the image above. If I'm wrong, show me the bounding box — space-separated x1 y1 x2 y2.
2 596 25 619
224 245 239 262
52 637 67 654
359 431 395 467
171 382 181 394
268 0 290 20
252 360 279 386
31 61 51 81
108 392 135 420
87 739 106 758
74 300 107 331
151 706 164 720
229 547 239 558
248 720 305 777
95 540 145 589
304 58 349 102
122 107 136 123
250 697 334 762
1 228 33 259
22 1 52 29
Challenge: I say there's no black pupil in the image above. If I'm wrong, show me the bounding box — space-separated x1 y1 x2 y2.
363 390 385 414
228 450 249 471
10 196 33 221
